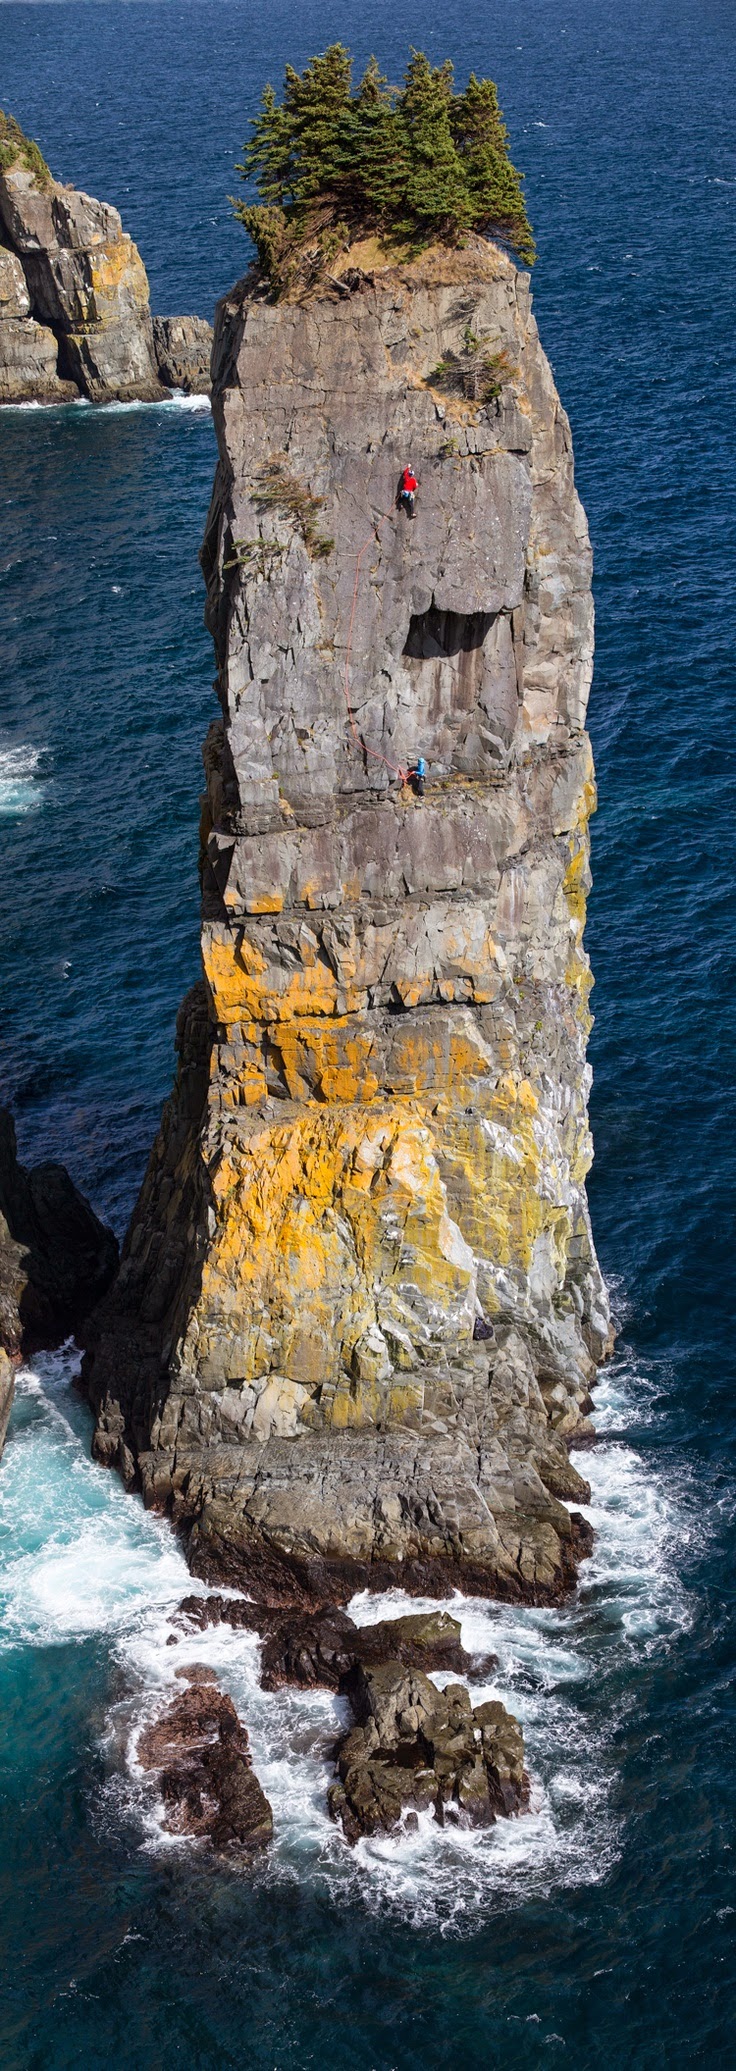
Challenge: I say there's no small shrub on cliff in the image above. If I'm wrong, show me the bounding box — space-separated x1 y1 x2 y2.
0 110 51 189
428 337 518 406
234 45 534 290
251 458 334 559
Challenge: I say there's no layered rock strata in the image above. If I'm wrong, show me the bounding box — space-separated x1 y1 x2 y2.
152 314 213 396
0 118 212 403
84 235 610 1604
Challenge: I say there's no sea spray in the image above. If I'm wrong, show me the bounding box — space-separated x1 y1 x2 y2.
0 1346 688 1934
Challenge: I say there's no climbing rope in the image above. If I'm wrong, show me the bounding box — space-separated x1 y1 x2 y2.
342 502 410 783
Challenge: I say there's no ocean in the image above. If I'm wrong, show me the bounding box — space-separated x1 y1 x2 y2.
1 1 735 2063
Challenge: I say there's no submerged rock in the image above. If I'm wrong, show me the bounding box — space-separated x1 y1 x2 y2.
83 231 609 1603
328 1658 529 1843
0 1108 118 1367
136 1667 273 1854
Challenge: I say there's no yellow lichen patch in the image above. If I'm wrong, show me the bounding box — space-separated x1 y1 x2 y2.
177 1105 475 1409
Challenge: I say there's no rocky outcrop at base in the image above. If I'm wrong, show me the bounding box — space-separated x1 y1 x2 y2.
0 111 212 404
329 1662 528 1842
84 232 610 1606
175 1595 486 1689
153 315 213 395
136 1665 273 1854
0 1108 118 1361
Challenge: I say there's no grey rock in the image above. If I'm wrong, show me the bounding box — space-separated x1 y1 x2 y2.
0 1108 118 1359
153 314 213 394
83 237 611 1604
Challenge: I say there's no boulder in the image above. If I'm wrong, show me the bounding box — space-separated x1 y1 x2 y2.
0 1108 118 1357
137 1667 273 1853
328 1655 529 1843
153 314 213 394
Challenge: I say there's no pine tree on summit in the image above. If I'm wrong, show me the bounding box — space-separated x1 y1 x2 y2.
234 42 535 287
452 74 535 265
397 52 471 242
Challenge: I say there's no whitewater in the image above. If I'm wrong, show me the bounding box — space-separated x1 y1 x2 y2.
0 1340 689 1936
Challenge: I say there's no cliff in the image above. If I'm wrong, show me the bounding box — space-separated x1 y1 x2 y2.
0 114 212 403
84 234 611 1605
0 1109 118 1462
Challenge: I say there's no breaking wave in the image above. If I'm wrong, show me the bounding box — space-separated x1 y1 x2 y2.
0 1344 690 1934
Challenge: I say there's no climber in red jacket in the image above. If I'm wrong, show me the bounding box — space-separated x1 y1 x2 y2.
399 465 418 518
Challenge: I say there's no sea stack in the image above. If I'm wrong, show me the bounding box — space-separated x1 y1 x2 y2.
84 234 611 1605
0 111 213 403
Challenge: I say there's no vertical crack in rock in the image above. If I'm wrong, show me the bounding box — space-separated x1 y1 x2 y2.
83 235 611 1607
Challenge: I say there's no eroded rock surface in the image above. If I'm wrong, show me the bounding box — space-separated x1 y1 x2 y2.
0 1108 118 1452
84 234 608 1603
136 1666 273 1854
175 1595 480 1690
329 1660 528 1843
0 118 211 404
153 314 213 395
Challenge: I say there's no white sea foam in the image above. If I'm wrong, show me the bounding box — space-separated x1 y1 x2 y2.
0 1341 688 1931
0 742 45 816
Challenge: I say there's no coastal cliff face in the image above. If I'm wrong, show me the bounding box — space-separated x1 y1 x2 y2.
0 122 213 403
0 151 164 402
84 236 610 1605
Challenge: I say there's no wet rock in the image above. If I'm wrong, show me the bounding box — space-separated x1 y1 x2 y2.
176 1594 476 1690
0 1347 14 1461
153 314 213 394
0 1108 118 1359
328 1656 529 1843
136 1669 272 1854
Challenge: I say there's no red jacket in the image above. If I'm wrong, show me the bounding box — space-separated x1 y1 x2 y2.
402 468 418 493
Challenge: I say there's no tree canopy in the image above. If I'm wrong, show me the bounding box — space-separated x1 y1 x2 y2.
234 46 534 287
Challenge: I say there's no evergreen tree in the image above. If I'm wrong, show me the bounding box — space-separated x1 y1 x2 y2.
234 45 535 284
452 74 535 263
348 57 408 228
397 52 471 242
280 45 353 203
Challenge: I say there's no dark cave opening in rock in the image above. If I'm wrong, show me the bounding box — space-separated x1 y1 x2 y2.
403 606 494 662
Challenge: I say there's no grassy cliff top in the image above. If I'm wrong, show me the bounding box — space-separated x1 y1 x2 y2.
0 110 52 190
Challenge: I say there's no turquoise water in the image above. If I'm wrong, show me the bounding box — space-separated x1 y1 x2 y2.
1 1 735 2062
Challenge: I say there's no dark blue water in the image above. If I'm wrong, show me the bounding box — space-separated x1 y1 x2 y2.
1 2 735 2064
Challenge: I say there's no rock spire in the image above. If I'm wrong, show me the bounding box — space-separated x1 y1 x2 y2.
84 233 611 1605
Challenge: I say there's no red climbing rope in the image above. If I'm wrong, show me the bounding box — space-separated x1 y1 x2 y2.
342 503 409 782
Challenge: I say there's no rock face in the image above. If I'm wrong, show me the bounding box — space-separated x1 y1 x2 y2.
0 1108 118 1360
0 1348 13 1461
0 137 165 401
329 1662 528 1843
136 1666 273 1854
84 235 609 1605
0 114 210 404
153 314 213 395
